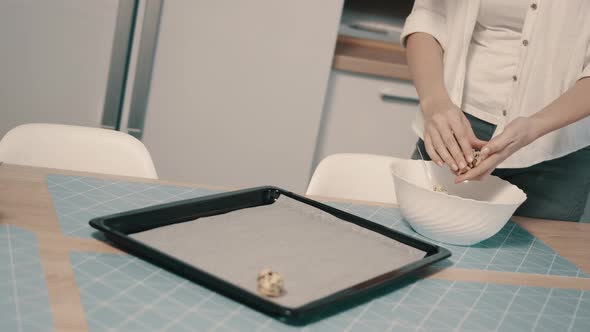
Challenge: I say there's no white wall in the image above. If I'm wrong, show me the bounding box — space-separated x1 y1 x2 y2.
0 0 120 137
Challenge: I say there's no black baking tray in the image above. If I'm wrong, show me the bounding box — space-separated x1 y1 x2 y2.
89 186 451 324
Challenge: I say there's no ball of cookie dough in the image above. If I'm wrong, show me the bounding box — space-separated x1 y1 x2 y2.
467 150 482 169
257 268 285 297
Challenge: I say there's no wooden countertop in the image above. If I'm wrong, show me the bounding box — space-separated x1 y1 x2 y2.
333 35 411 81
2 163 590 331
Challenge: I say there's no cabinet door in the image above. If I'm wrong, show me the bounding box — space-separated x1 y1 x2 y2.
0 0 134 137
138 0 343 192
314 70 419 168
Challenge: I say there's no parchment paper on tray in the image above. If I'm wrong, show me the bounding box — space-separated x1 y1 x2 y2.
131 195 426 308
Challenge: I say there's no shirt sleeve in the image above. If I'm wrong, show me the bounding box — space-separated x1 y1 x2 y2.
400 0 447 50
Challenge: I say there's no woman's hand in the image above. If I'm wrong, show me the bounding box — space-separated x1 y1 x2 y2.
405 33 485 172
422 98 487 172
455 117 541 182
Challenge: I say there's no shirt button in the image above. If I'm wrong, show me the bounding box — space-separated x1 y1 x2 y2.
502 110 507 116
531 3 538 10
512 75 518 82
522 39 529 46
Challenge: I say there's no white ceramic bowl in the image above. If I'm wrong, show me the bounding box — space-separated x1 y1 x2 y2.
390 159 527 246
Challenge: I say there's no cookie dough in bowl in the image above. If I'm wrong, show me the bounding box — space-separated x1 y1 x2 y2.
390 159 527 246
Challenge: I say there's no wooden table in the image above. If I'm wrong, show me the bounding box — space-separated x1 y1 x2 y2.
1 163 589 332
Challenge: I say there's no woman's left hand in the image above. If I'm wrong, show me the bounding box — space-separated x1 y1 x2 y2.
455 117 541 183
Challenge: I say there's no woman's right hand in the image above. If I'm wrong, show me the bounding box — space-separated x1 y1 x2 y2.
421 98 487 172
405 32 486 172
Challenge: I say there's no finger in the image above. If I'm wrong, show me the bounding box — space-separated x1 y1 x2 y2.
424 133 444 166
459 152 503 182
480 131 513 160
430 130 459 171
471 136 488 150
454 166 471 177
455 152 504 183
435 121 467 171
471 167 495 181
472 170 493 181
449 115 475 163
460 167 494 182
461 115 488 150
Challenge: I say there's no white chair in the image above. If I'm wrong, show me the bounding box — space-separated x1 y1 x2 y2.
306 153 402 204
0 123 158 179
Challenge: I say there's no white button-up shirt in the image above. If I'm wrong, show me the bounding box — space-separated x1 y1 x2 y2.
462 0 529 121
401 0 590 168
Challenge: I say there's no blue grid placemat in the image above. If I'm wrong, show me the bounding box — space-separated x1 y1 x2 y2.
0 225 54 331
47 174 588 278
47 174 220 238
325 201 590 278
71 252 590 332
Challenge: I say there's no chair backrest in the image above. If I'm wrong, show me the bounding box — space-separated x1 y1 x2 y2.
306 153 401 204
0 123 158 179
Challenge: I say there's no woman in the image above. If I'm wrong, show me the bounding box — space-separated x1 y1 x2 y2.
402 0 590 221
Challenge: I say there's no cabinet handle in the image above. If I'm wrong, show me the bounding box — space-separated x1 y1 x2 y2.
380 88 420 104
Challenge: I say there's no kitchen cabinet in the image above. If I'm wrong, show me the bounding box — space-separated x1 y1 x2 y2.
313 70 419 170
311 0 419 171
136 0 344 192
